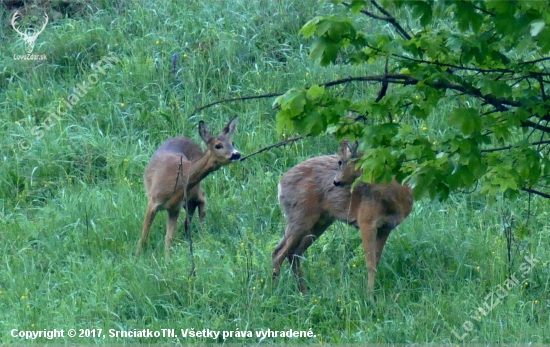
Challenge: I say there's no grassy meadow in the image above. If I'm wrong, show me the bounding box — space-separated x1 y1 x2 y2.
1 0 549 343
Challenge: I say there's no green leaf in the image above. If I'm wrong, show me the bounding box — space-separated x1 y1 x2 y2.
275 109 294 134
349 0 367 14
536 27 550 53
309 39 326 62
450 108 482 136
272 94 284 108
515 223 529 241
320 41 339 66
411 105 428 119
300 17 321 38
315 19 332 37
288 92 306 117
279 90 306 118
306 84 325 100
455 1 484 32
411 2 432 26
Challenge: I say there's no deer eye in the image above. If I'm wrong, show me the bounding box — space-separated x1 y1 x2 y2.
215 144 223 149
338 160 342 167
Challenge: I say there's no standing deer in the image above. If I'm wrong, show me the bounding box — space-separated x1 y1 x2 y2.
136 116 240 261
272 140 413 298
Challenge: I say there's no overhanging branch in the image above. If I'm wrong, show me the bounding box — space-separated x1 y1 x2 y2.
238 135 308 162
369 0 411 40
523 120 550 134
522 187 550 199
342 1 411 40
481 140 550 153
188 93 282 117
188 73 549 132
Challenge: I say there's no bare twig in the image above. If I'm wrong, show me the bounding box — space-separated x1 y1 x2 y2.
523 120 550 134
520 57 550 65
238 135 309 162
188 75 415 119
324 2 414 41
375 59 389 103
342 2 390 21
171 54 178 75
188 93 283 117
369 0 411 40
469 2 495 17
522 187 550 199
173 155 183 193
481 140 550 153
172 155 196 278
182 161 196 278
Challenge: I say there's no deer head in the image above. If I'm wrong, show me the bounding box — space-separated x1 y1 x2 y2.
333 139 360 186
11 11 49 54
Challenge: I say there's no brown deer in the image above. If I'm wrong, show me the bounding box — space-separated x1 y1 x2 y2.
272 140 413 298
136 116 240 261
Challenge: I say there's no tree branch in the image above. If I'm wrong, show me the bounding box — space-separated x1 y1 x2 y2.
369 0 411 40
522 187 550 199
481 140 550 153
188 74 416 117
394 54 517 74
342 2 388 21
188 93 283 117
189 73 528 118
238 135 308 162
520 57 550 65
469 2 495 17
523 120 550 134
342 1 411 40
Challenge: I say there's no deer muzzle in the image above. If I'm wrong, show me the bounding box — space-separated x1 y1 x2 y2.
230 151 241 160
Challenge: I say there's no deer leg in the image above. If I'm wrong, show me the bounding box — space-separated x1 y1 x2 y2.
375 225 393 267
272 227 307 289
289 220 331 293
181 192 199 276
272 233 295 288
183 202 197 237
136 201 158 256
165 207 181 261
272 211 322 291
359 219 378 301
188 222 196 277
197 188 206 223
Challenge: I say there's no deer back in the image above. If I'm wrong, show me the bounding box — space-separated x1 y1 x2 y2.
144 137 202 198
279 149 413 231
278 155 364 226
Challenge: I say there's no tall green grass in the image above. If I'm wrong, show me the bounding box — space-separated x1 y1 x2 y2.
1 0 549 343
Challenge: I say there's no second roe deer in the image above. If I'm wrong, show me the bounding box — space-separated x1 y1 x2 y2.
272 140 413 298
136 116 240 261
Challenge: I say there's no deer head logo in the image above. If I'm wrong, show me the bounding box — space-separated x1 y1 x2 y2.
11 11 49 54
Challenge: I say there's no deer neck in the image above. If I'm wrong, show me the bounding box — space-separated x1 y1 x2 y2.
183 150 219 190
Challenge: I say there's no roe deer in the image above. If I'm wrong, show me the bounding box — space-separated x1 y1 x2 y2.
272 140 413 298
136 116 240 261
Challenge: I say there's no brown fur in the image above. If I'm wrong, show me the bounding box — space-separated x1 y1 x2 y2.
136 117 240 260
272 140 413 298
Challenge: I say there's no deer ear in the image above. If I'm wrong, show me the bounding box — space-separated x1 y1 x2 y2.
199 121 211 143
350 141 359 155
338 139 350 157
221 116 238 137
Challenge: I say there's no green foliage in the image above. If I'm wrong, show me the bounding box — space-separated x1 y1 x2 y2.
274 0 550 202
